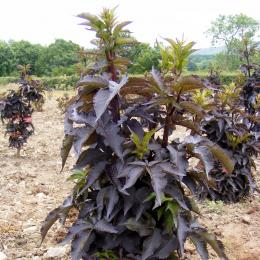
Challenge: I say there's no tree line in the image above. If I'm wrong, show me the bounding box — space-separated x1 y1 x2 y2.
0 13 259 77
0 38 162 77
0 39 81 76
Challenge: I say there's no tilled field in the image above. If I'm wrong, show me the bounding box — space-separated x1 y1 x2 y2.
0 95 259 260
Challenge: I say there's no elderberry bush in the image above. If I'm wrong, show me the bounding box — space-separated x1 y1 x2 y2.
41 8 229 260
0 65 44 153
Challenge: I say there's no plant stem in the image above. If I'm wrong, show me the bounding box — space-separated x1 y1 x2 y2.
162 91 181 148
244 41 251 77
162 105 172 148
245 53 251 77
107 51 120 123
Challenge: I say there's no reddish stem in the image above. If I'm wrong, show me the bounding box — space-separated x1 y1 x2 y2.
162 90 181 148
106 50 120 123
162 105 172 148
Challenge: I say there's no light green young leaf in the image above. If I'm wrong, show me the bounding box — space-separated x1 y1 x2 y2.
131 128 157 159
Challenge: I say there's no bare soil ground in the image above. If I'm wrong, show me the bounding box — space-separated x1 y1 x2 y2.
0 88 259 260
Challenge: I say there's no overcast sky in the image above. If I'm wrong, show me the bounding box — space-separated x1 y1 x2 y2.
0 0 259 49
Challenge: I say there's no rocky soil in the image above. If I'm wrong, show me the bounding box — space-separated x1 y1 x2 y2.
0 96 73 259
0 93 259 260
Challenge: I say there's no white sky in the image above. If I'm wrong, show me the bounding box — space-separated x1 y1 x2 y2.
0 0 259 48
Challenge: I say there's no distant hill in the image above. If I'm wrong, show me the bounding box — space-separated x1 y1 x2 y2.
193 46 225 56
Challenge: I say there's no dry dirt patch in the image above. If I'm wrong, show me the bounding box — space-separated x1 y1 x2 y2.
0 94 259 259
0 97 74 259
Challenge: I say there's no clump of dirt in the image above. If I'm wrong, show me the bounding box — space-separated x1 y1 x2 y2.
0 95 259 259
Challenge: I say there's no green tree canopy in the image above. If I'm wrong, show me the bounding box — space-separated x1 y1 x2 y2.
9 40 44 75
35 39 81 75
0 41 16 76
207 14 259 70
121 42 160 73
207 14 259 52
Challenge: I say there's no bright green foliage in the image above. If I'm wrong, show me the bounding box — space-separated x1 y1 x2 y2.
158 44 173 74
67 170 87 182
94 250 118 260
17 64 31 76
131 128 157 159
160 201 179 232
163 38 196 76
67 170 88 193
78 6 135 52
217 82 241 108
192 89 213 109
78 7 136 75
226 132 251 150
